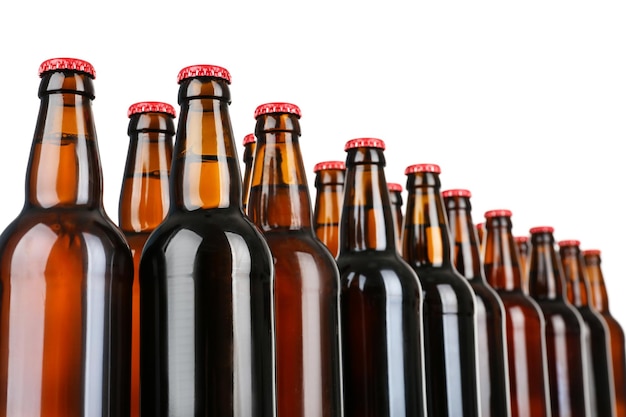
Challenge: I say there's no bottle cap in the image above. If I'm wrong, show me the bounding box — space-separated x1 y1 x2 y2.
243 133 256 145
177 65 231 84
514 236 529 243
313 161 345 172
39 57 96 78
404 163 441 175
530 226 554 234
387 182 403 192
582 249 601 256
557 239 581 247
441 189 471 198
254 102 301 118
484 209 512 218
344 138 385 151
127 101 176 118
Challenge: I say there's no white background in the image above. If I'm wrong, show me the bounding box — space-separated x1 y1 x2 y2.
1 1 625 329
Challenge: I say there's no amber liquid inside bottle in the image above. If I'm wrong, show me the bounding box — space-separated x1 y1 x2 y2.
514 236 530 295
388 185 404 251
241 135 256 214
0 66 133 417
313 164 345 258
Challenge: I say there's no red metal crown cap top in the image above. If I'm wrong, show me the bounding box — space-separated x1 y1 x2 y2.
254 102 301 119
387 182 403 192
404 163 441 175
530 226 554 234
558 239 581 247
441 189 471 198
514 236 529 242
39 57 96 78
484 209 512 218
243 133 256 145
582 249 601 256
313 161 345 172
127 101 176 118
476 222 484 230
177 65 231 84
344 138 386 151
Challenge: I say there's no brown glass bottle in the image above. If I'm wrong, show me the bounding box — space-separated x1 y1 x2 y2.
242 132 256 214
248 102 342 417
0 57 133 417
312 160 345 258
514 236 531 295
118 101 175 417
583 249 626 417
528 226 590 417
482 209 551 417
337 138 426 417
442 189 511 417
387 182 404 250
401 163 479 417
558 240 616 417
139 65 275 417
476 221 485 259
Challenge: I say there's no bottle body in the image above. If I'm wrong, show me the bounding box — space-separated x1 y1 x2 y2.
312 161 345 258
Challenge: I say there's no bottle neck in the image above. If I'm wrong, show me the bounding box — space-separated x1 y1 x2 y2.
445 196 484 282
528 232 565 300
559 246 591 307
584 254 610 312
241 141 256 213
338 147 397 254
313 169 344 228
170 78 241 211
402 172 453 269
26 71 102 209
118 112 174 233
248 113 312 231
483 217 524 291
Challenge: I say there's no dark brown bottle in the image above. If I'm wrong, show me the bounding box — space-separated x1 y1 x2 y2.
312 160 345 258
558 240 616 417
583 249 626 417
242 132 256 214
387 182 404 250
139 65 275 417
482 209 551 417
248 102 342 417
476 221 485 260
337 138 426 417
0 57 133 417
118 101 175 417
514 236 530 295
528 226 590 417
401 163 479 417
442 189 511 417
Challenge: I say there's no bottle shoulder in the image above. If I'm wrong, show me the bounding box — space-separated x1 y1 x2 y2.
535 299 585 329
264 230 339 277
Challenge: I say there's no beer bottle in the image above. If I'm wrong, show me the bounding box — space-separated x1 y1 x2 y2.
242 132 256 214
248 102 343 417
442 189 511 417
118 101 175 417
483 209 551 417
528 226 591 417
402 163 479 417
476 221 485 259
583 249 626 417
387 182 404 250
514 235 530 294
337 138 426 417
139 65 275 417
312 160 345 258
558 240 616 417
0 57 133 416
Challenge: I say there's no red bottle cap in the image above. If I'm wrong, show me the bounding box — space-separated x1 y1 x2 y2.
582 249 601 256
484 209 512 218
530 226 554 234
476 222 484 230
313 161 345 172
177 65 231 84
254 102 301 118
557 239 581 247
514 236 529 243
387 182 403 192
404 163 441 175
127 101 176 118
441 189 471 198
39 57 96 78
243 133 256 145
344 138 386 151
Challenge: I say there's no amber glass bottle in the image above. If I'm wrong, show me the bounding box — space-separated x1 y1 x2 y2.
584 249 626 417
118 101 175 417
139 65 275 417
337 138 426 417
558 240 616 417
482 209 551 417
528 226 590 417
442 189 511 417
0 57 133 417
312 160 345 258
402 163 479 417
387 182 404 249
514 236 530 294
476 221 485 259
248 102 342 417
242 132 256 214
